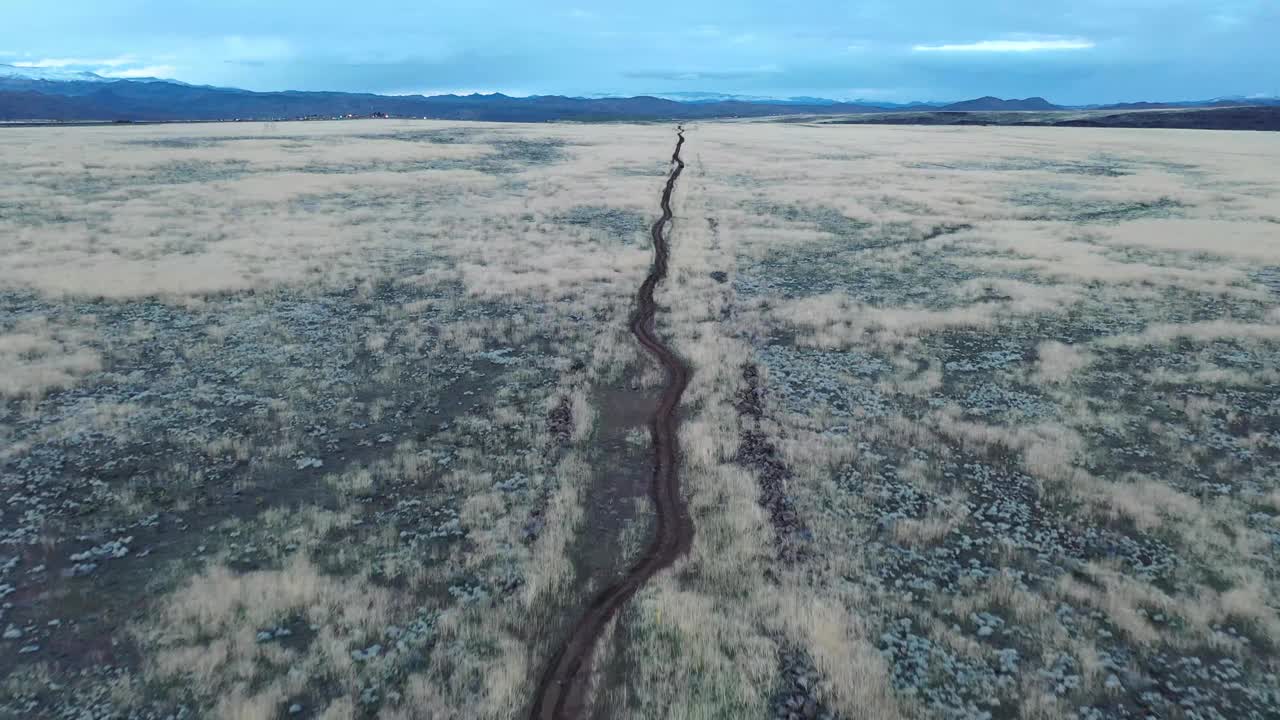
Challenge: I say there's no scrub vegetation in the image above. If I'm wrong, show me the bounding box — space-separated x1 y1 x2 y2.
2 118 1279 720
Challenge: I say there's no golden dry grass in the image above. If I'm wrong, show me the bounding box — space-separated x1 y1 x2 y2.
3 118 1280 720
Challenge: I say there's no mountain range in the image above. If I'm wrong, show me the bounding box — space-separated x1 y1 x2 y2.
2 65 1278 123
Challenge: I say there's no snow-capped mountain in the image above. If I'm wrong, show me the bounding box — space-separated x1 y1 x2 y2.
0 64 110 83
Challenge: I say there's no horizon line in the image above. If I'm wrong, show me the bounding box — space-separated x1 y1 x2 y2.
2 64 1278 108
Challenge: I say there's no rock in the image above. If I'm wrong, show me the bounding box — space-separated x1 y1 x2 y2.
710 271 729 283
351 643 383 662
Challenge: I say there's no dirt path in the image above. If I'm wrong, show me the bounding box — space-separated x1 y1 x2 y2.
528 127 693 720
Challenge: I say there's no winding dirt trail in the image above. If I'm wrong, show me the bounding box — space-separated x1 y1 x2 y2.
529 127 693 720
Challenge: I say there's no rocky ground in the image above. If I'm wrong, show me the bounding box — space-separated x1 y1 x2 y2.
0 119 675 719
0 278 577 717
3 119 1280 720
706 122 1280 720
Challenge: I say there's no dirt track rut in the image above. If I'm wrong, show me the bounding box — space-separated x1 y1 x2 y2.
528 127 693 720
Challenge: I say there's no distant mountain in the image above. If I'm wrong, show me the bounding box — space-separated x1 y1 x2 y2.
1091 101 1193 110
1091 97 1280 110
636 92 833 105
859 101 949 109
0 65 110 83
0 66 204 102
940 96 1061 111
631 92 967 109
826 105 1280 132
0 66 1276 124
0 67 891 122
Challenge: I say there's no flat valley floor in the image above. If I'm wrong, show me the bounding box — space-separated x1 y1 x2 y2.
2 119 1280 720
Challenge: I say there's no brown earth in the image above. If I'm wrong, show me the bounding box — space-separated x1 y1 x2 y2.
527 127 693 720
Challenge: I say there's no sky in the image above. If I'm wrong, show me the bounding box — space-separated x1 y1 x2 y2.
2 0 1277 104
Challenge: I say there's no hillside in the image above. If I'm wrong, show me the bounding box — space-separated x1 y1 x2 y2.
940 96 1061 111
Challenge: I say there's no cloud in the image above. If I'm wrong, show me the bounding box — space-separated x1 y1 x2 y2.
913 38 1095 53
223 35 294 62
13 56 135 68
837 87 919 100
624 65 783 81
98 65 177 79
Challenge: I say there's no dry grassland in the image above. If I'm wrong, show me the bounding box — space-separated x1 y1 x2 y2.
2 119 1279 720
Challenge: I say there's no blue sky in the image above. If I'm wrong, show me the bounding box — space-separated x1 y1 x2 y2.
2 0 1277 103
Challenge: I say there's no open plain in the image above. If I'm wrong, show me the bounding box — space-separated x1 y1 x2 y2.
2 119 1279 720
